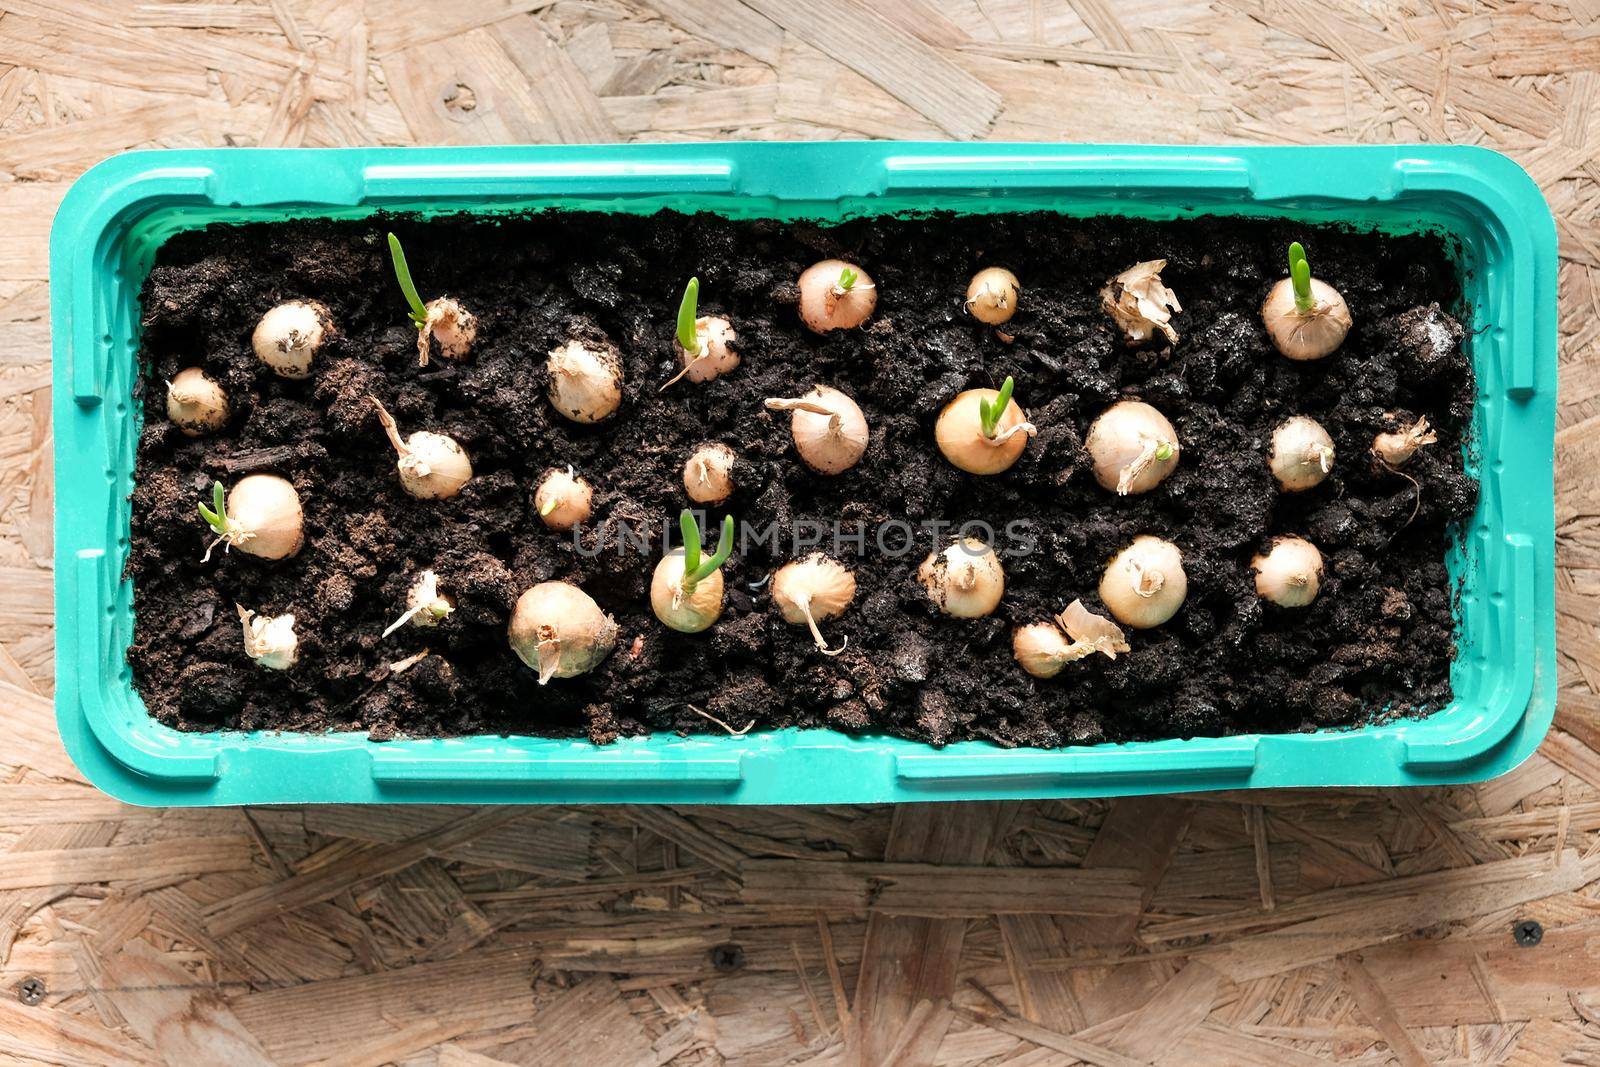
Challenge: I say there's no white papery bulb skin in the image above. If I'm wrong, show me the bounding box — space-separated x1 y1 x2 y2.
1261 278 1352 361
382 569 455 638
681 316 739 383
166 368 229 436
1013 624 1073 679
398 431 471 500
650 550 727 634
771 554 856 655
1086 401 1180 495
918 539 1005 619
1372 415 1437 469
547 340 623 424
798 259 876 333
224 474 304 560
252 300 329 379
535 467 593 531
966 267 1019 326
418 296 478 366
1099 536 1187 629
1101 260 1181 345
508 582 619 685
237 605 298 670
1253 536 1324 608
1269 416 1335 492
764 385 869 475
683 443 736 505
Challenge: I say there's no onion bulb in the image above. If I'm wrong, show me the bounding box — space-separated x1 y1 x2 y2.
199 475 304 562
535 466 593 531
507 582 618 685
381 569 455 638
418 297 477 366
1261 242 1351 361
1372 415 1436 469
1101 260 1181 345
771 554 856 655
798 259 876 334
651 550 726 634
252 300 330 379
547 339 623 424
966 267 1019 326
683 443 735 505
370 397 472 500
166 368 229 436
1253 536 1323 608
237 604 298 670
1099 536 1187 629
764 385 869 475
1086 401 1179 495
1013 600 1131 679
934 378 1036 476
1269 415 1335 492
919 539 1005 619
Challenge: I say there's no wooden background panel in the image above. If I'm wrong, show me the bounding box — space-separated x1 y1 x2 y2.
2 1 1599 1064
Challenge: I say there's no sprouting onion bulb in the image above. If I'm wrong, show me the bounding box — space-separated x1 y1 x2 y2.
382 569 455 638
237 604 298 670
166 367 229 436
370 397 472 500
764 385 869 475
535 466 593 531
1372 414 1437 468
965 267 1019 326
252 300 330 379
547 339 623 424
684 443 735 505
507 581 618 685
1253 536 1323 608
198 476 304 562
798 259 876 334
1101 260 1181 345
1261 242 1351 361
651 512 736 634
1013 600 1130 679
663 277 739 388
919 538 1005 619
1086 400 1179 495
1099 536 1187 629
388 232 477 366
935 376 1037 476
771 553 856 656
1269 415 1335 492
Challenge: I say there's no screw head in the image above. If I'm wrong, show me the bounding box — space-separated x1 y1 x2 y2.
709 942 745 973
1512 919 1543 947
15 977 44 1006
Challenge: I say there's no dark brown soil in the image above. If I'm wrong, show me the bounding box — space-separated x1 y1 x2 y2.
128 209 1476 747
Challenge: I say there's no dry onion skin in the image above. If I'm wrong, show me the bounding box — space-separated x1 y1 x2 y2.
1253 536 1324 609
1099 536 1187 629
683 443 736 505
1372 414 1437 469
1013 600 1130 679
1269 415 1335 492
387 233 477 366
237 604 298 671
934 376 1036 476
1086 400 1179 495
507 582 619 685
198 475 304 562
535 466 593 531
918 539 1005 619
370 397 472 500
965 267 1019 326
771 553 856 655
650 513 736 634
764 385 869 475
1101 259 1181 345
382 569 455 638
1261 242 1351 361
252 300 329 379
166 367 229 436
547 339 624 424
798 259 876 334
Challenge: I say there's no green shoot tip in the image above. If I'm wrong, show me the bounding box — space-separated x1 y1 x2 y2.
387 232 428 327
676 277 700 353
979 376 1015 439
1287 242 1314 312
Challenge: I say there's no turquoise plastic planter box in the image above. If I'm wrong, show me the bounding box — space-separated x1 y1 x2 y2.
52 143 1556 806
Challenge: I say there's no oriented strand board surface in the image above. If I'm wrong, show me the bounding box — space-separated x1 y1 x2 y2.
2 1 1600 1063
